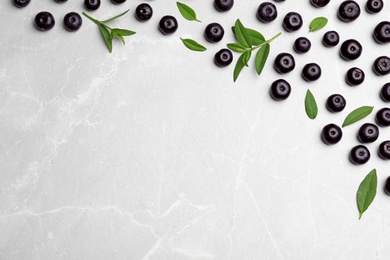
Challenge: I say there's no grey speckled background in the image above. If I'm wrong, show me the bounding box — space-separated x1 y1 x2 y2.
1 0 390 259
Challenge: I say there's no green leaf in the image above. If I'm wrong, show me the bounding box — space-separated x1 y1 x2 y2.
117 35 126 45
242 50 251 67
176 2 201 22
100 9 131 23
233 51 251 82
98 24 113 53
255 43 270 75
342 106 374 127
357 169 377 219
232 26 265 46
227 43 247 52
180 38 207 52
234 19 252 48
111 28 136 36
309 17 328 32
305 89 318 120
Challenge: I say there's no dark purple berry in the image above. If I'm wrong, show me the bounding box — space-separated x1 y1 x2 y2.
326 94 346 113
349 145 370 165
373 21 390 44
158 16 178 35
34 11 55 31
385 176 390 195
294 37 311 54
323 31 340 47
13 0 31 7
302 63 321 81
357 123 379 143
274 0 285 2
274 53 295 74
257 2 278 23
340 39 362 61
64 12 82 32
111 0 126 4
338 1 361 22
204 23 224 43
321 124 343 145
380 83 390 102
378 141 390 160
54 0 67 3
283 12 303 32
345 67 365 86
135 3 153 22
310 0 330 7
376 108 390 127
214 49 233 67
214 0 234 12
373 56 390 76
84 0 100 11
270 79 291 101
366 0 384 14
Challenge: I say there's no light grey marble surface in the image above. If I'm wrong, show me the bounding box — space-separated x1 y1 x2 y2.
1 0 390 259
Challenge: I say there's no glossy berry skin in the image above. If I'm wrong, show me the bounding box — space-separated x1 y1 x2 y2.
35 12 55 31
135 3 153 22
321 124 343 145
326 94 346 113
214 0 234 12
283 12 303 32
366 0 384 14
323 31 340 47
214 49 233 67
349 145 371 165
257 2 278 23
274 53 295 74
111 0 126 4
345 67 365 86
373 56 390 76
64 12 82 32
204 23 224 43
54 0 67 3
357 123 379 143
302 63 321 81
380 83 390 102
340 39 362 61
378 141 390 160
13 0 31 7
158 16 178 35
385 177 390 195
294 37 311 54
84 0 100 11
310 0 330 7
338 1 360 22
373 21 390 44
270 79 291 101
376 108 390 127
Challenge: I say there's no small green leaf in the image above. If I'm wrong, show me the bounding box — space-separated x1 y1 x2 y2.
117 35 126 45
111 28 136 36
227 43 247 52
233 51 251 82
342 106 374 127
305 89 318 119
234 19 252 48
309 17 328 32
180 38 207 52
255 43 270 75
242 50 251 67
98 24 113 53
232 26 265 46
176 2 201 22
357 169 377 219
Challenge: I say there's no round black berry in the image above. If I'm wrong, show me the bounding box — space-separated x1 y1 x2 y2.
340 39 362 61
294 37 311 54
214 0 234 12
204 23 224 43
214 49 233 67
338 1 360 22
84 0 100 11
322 31 340 47
378 141 390 160
274 0 285 2
385 176 390 195
326 94 346 113
111 0 126 4
373 21 390 44
283 12 303 32
13 0 31 7
376 108 390 127
34 12 55 31
349 145 370 165
321 124 343 145
64 12 82 32
158 16 178 35
366 0 384 14
257 2 278 23
135 3 153 22
310 0 330 7
380 83 390 102
373 56 390 76
274 53 295 74
345 67 365 86
270 79 291 101
54 0 67 3
357 123 379 143
302 63 321 81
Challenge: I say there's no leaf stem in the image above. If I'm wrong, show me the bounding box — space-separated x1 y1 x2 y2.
82 12 99 24
249 32 282 51
100 9 130 23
